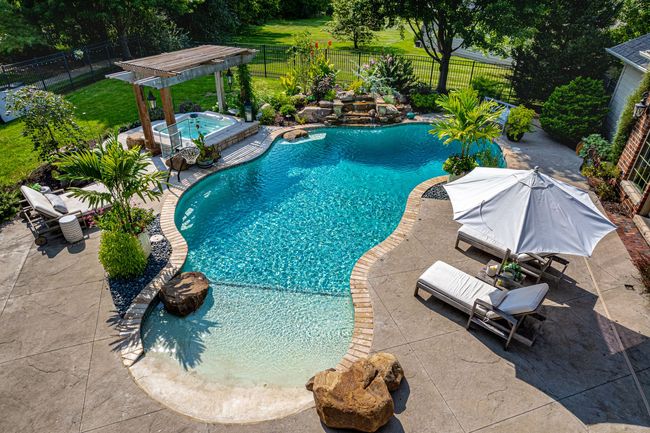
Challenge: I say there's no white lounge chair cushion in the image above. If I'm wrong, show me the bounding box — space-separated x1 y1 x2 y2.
458 225 547 263
498 284 548 315
21 186 91 219
21 186 62 219
418 261 507 311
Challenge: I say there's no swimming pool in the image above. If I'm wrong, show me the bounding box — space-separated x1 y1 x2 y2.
142 123 503 393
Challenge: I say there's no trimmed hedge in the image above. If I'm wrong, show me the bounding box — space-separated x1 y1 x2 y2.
540 77 609 147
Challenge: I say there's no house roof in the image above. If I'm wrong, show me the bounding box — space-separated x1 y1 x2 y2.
606 33 650 73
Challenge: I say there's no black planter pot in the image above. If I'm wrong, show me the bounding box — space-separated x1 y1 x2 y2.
197 159 214 169
507 131 524 142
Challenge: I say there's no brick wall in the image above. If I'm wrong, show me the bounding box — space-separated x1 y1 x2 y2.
618 92 650 214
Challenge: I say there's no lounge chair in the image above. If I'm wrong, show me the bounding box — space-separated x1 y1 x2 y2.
19 185 98 242
455 225 568 284
414 261 548 349
484 97 515 132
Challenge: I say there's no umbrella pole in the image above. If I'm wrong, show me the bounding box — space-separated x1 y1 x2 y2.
499 249 511 274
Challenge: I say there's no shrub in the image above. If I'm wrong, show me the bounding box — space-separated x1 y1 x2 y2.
471 75 505 100
148 107 165 121
474 147 502 168
374 54 417 94
279 104 297 117
540 77 609 147
579 134 613 164
311 73 336 101
98 230 147 279
6 86 85 161
269 93 293 111
410 93 438 112
504 106 535 141
582 161 621 202
280 71 300 96
259 106 276 125
612 72 650 161
291 94 307 108
178 100 203 113
348 79 364 95
0 188 20 224
442 154 478 176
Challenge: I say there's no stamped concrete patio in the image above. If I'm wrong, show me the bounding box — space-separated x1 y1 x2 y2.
1 123 649 433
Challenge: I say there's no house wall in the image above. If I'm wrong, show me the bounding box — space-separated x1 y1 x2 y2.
618 92 650 215
606 65 644 139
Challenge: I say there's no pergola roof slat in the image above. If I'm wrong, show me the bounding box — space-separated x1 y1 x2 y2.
114 45 255 78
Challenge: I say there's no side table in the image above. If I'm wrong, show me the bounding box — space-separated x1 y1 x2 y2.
59 214 84 243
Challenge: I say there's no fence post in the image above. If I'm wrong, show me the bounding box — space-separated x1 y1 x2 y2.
428 59 434 87
263 45 267 78
61 52 74 88
33 63 47 91
106 43 112 66
86 47 94 78
468 61 476 85
358 52 362 74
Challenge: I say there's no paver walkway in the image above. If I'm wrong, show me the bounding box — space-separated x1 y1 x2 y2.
1 125 649 432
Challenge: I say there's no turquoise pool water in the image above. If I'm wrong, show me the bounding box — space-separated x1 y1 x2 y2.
142 123 503 387
154 113 235 140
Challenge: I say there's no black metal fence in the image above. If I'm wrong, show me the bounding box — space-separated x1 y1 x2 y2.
1 40 515 101
230 42 515 102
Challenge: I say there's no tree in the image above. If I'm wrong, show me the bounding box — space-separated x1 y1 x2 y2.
610 0 650 43
378 0 540 94
512 0 620 103
7 87 85 161
0 0 46 58
327 0 386 49
55 133 166 233
430 87 503 158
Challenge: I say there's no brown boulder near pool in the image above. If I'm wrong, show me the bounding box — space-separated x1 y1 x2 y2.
160 272 209 316
283 129 309 141
307 357 398 432
368 352 404 392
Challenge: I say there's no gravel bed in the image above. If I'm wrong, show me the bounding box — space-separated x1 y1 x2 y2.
422 183 449 200
107 216 171 316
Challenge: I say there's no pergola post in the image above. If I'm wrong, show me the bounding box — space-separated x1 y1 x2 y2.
160 87 176 127
215 71 225 113
132 84 157 154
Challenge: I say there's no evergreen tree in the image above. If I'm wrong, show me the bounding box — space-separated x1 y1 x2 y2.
327 0 385 49
512 0 620 103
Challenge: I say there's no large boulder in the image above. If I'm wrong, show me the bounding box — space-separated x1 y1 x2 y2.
160 272 209 316
126 132 145 150
308 360 394 432
367 353 404 392
297 106 332 123
283 129 309 141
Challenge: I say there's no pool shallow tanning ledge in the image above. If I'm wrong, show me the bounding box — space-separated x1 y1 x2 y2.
127 123 504 423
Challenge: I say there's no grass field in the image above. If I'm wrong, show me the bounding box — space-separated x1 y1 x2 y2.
231 17 421 54
0 76 282 187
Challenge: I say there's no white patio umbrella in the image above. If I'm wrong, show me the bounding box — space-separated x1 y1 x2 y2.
443 167 617 256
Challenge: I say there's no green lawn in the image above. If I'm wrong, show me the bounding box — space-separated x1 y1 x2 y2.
0 76 283 187
232 17 422 55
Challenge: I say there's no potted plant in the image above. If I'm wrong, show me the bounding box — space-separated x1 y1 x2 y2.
193 132 221 169
498 261 524 288
505 106 535 142
442 154 478 181
430 88 503 179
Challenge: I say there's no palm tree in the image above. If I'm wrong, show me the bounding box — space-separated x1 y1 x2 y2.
430 87 503 159
55 132 166 233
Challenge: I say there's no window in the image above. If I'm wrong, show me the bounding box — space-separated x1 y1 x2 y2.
630 130 650 192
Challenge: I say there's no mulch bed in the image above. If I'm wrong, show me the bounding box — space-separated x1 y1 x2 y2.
422 183 449 200
107 215 171 316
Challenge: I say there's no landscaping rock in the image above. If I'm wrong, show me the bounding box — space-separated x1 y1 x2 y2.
367 353 404 392
308 359 395 432
260 103 272 111
283 129 309 141
126 132 145 149
318 100 334 109
297 106 332 123
160 272 209 316
336 90 355 102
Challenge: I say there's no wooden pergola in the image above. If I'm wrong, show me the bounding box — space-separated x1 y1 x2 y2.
106 45 256 153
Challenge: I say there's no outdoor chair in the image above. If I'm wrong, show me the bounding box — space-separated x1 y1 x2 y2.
19 185 99 243
414 260 549 349
455 225 569 285
165 146 200 182
484 97 515 132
